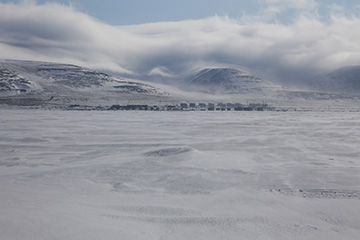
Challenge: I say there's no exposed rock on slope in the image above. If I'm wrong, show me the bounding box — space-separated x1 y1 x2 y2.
0 60 169 106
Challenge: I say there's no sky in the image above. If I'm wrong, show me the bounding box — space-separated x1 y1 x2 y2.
1 0 360 85
1 0 359 25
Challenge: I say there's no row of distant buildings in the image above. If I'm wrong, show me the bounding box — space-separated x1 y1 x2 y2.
89 102 272 111
178 102 269 111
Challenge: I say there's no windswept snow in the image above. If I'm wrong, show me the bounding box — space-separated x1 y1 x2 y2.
0 110 359 240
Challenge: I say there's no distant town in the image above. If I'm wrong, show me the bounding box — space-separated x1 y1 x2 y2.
66 102 277 111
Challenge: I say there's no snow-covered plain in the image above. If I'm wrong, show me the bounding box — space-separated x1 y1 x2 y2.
0 110 359 240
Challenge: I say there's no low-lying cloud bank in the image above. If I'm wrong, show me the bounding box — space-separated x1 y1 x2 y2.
1 1 360 86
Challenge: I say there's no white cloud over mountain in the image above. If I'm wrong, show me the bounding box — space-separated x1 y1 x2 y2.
1 1 360 85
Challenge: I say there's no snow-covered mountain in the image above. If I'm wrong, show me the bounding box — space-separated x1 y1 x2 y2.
183 68 283 95
1 60 359 108
313 66 360 94
0 60 169 106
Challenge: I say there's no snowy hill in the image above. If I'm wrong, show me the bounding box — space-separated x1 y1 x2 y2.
1 61 359 109
0 60 169 106
313 66 360 94
183 68 283 95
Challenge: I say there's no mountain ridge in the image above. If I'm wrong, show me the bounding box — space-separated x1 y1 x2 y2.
183 67 283 95
1 60 359 109
0 60 170 106
312 66 360 94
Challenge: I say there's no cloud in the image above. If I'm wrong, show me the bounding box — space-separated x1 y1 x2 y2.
1 1 360 86
148 66 175 78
